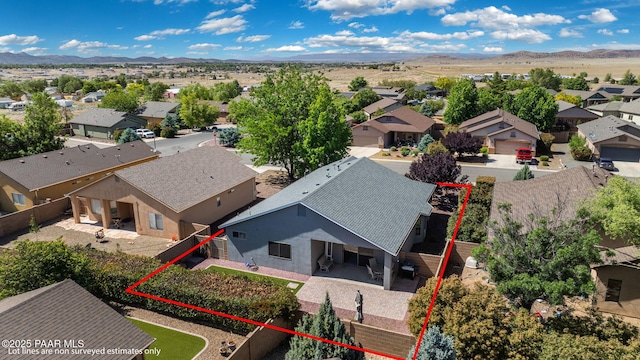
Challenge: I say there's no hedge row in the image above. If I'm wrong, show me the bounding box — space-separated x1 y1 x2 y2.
80 249 300 334
446 176 496 243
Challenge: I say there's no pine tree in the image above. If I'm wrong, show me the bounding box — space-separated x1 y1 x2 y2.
513 164 534 180
418 134 435 152
419 102 434 117
286 293 364 360
406 326 455 360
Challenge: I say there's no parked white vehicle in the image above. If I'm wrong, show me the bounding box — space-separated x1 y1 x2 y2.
136 128 155 138
7 102 27 111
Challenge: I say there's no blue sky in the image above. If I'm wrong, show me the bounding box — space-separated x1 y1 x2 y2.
1 0 638 59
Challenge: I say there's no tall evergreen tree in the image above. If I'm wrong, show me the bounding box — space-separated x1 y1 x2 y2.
286 293 363 360
406 326 455 360
513 164 534 180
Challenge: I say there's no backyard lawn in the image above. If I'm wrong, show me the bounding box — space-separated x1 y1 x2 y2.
205 265 304 294
128 318 206 360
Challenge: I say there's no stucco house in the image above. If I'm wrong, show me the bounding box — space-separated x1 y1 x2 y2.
0 279 153 360
577 115 640 161
70 108 148 139
220 156 436 290
137 101 179 126
618 98 640 126
362 98 403 119
370 86 408 105
68 146 257 239
0 141 158 214
596 85 640 102
458 109 540 155
562 90 610 108
586 101 624 118
352 107 435 148
592 245 640 318
553 100 600 141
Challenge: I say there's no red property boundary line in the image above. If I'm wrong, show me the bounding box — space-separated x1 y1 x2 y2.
125 182 472 360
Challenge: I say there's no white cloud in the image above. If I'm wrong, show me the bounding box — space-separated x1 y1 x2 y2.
363 26 378 33
483 46 503 53
135 35 156 41
188 43 221 51
205 10 227 19
429 8 446 16
335 30 354 36
441 6 568 30
401 30 484 41
236 35 271 42
58 39 128 54
21 47 47 54
0 34 41 46
233 4 255 12
618 29 629 34
491 29 551 43
135 28 189 41
186 51 208 55
153 0 197 4
558 28 583 38
348 22 365 28
305 34 391 49
224 46 244 50
578 8 617 23
423 43 467 51
264 45 306 52
144 44 153 48
306 0 457 21
289 20 304 29
211 0 245 3
197 15 247 35
598 29 614 36
501 5 511 11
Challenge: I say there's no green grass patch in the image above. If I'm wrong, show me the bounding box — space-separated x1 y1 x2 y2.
204 265 304 294
128 318 206 360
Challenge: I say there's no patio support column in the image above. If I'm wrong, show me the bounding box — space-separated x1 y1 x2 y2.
383 252 392 290
70 196 81 224
100 199 111 229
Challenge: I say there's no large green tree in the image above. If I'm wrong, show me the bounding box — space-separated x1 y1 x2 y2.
179 93 219 129
99 89 140 113
286 293 363 360
529 68 562 91
0 240 91 298
21 79 48 94
443 79 479 125
0 115 23 160
233 66 351 179
508 85 559 131
619 70 637 85
0 81 23 99
578 177 640 244
22 92 64 155
475 203 601 307
348 76 368 91
144 82 169 102
212 80 242 102
563 76 590 91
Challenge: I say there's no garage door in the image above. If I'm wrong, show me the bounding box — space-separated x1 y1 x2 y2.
494 140 531 154
601 146 640 162
352 135 381 148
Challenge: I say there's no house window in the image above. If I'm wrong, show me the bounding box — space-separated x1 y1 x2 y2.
90 199 102 214
11 193 25 205
415 223 421 235
232 231 247 239
269 242 291 259
217 197 221 207
510 131 516 138
148 213 164 230
605 279 622 302
630 115 634 121
363 126 369 131
297 205 306 217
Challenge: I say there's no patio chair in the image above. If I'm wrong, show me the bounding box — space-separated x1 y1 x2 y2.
368 258 383 274
367 264 382 281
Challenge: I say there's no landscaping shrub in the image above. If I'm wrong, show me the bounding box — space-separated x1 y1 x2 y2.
81 249 300 334
390 146 397 152
540 155 549 162
568 135 592 161
411 150 419 156
540 133 555 153
542 161 549 166
161 126 177 138
150 123 162 137
113 129 123 142
426 140 449 155
382 152 390 156
401 148 410 157
480 146 489 156
446 176 496 243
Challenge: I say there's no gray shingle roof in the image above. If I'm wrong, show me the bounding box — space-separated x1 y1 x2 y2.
556 100 600 120
594 245 640 267
0 141 156 191
221 157 436 255
363 98 398 114
138 101 179 117
620 98 640 115
459 108 540 139
563 89 611 100
489 166 606 234
0 279 154 360
116 146 257 213
360 106 435 134
577 115 640 143
70 108 144 127
587 101 624 112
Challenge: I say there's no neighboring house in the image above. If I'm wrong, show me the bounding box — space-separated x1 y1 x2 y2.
370 86 408 104
562 90 610 108
414 84 446 98
577 115 640 161
82 90 106 103
596 85 640 102
592 245 640 318
137 101 179 126
352 106 435 148
458 109 540 155
0 141 157 213
0 97 15 109
553 100 600 141
362 98 403 119
68 146 257 239
200 100 230 123
163 87 181 99
0 279 154 360
220 156 436 290
43 86 58 94
618 98 640 126
586 101 624 118
70 108 148 139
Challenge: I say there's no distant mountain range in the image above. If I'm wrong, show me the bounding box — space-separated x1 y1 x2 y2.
1 49 640 65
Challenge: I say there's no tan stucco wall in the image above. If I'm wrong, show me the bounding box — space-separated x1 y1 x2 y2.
180 178 256 226
593 265 640 318
0 173 34 213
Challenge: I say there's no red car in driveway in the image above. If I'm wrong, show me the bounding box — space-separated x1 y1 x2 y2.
516 148 533 164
